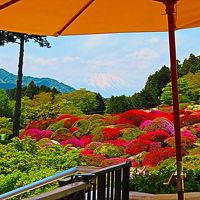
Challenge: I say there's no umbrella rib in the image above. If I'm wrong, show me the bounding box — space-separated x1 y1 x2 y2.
55 0 95 36
0 0 20 10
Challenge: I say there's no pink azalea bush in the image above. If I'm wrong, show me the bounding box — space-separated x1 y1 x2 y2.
20 128 53 141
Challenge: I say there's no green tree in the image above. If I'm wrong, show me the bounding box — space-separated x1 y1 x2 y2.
183 71 200 103
62 89 99 114
93 93 105 114
105 95 132 114
178 54 200 77
131 89 157 109
0 31 50 136
160 78 190 105
144 65 171 106
0 89 13 117
24 81 39 99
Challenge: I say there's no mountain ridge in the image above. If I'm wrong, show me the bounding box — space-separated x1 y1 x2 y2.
0 68 75 93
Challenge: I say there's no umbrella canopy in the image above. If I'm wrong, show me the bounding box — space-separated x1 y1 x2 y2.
0 0 200 36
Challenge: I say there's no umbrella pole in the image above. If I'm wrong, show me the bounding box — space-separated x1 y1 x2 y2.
165 1 184 200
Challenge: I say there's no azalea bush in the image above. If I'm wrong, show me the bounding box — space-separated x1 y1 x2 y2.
2 106 200 196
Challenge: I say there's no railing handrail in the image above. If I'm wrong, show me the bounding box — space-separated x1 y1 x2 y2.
0 167 77 200
24 181 90 200
91 161 132 175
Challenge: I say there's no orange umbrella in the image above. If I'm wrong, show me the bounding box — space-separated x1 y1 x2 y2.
0 0 200 35
1 0 200 199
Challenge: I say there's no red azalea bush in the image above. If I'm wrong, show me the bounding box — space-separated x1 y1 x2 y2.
180 113 200 127
57 114 79 121
69 127 79 133
150 111 174 122
138 130 170 143
117 110 150 127
80 136 91 147
149 142 162 152
80 149 94 155
125 139 151 155
142 147 176 167
102 127 121 140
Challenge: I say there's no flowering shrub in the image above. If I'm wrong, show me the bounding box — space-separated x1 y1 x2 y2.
143 117 175 136
121 127 145 140
80 136 91 147
164 134 197 149
63 118 73 129
149 142 162 152
20 128 53 141
100 158 131 167
91 126 106 142
196 125 200 137
60 138 84 147
47 120 66 131
25 119 56 130
117 110 150 126
104 139 127 147
80 149 93 155
139 120 152 129
52 132 73 142
181 130 198 140
69 127 79 133
94 143 125 158
85 142 102 150
180 113 200 127
142 147 176 167
83 154 106 166
72 119 89 131
125 139 150 155
150 111 173 122
57 114 79 120
102 127 121 140
138 130 170 143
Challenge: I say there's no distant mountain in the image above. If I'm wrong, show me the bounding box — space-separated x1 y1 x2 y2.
0 68 75 93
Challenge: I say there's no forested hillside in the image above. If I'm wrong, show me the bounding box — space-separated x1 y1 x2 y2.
0 68 75 93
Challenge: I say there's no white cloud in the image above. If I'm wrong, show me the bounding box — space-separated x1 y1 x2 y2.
88 72 127 90
148 37 161 44
81 34 118 49
27 56 58 66
132 47 159 61
62 56 80 63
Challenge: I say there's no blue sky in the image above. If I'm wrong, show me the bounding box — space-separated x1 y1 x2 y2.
0 28 200 98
